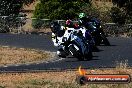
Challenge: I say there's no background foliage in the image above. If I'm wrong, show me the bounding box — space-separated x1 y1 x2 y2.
0 0 34 32
33 0 91 20
0 0 35 16
111 0 132 24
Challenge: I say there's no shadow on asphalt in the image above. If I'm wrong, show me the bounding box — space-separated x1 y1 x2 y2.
109 44 117 46
64 55 100 62
97 44 117 46
95 49 104 52
65 58 100 62
87 58 100 61
93 56 99 58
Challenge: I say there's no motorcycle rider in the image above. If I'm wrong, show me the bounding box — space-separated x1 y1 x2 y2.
78 13 102 32
78 13 94 39
50 21 66 46
78 13 99 51
65 19 80 29
78 13 90 27
65 19 73 28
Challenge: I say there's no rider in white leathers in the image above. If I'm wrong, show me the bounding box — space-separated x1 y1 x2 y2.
51 19 92 47
52 26 65 47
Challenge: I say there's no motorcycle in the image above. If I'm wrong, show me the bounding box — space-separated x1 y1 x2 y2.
74 26 99 52
85 20 110 46
50 21 93 60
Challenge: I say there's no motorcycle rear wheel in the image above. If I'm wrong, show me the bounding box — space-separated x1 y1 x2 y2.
101 34 110 46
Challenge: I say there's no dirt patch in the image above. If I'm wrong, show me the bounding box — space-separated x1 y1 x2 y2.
0 46 56 66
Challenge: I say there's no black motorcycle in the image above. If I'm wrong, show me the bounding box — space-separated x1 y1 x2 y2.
85 21 110 46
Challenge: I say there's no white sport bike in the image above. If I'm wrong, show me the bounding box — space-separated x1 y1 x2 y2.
50 21 93 60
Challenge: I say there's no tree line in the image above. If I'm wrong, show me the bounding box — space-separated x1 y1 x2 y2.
0 0 131 24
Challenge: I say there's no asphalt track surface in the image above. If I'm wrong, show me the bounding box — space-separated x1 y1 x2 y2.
0 33 131 72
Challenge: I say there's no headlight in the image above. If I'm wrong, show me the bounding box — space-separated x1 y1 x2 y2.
52 35 56 39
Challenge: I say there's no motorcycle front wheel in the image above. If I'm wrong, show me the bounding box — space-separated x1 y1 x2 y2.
68 44 84 61
57 49 68 58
